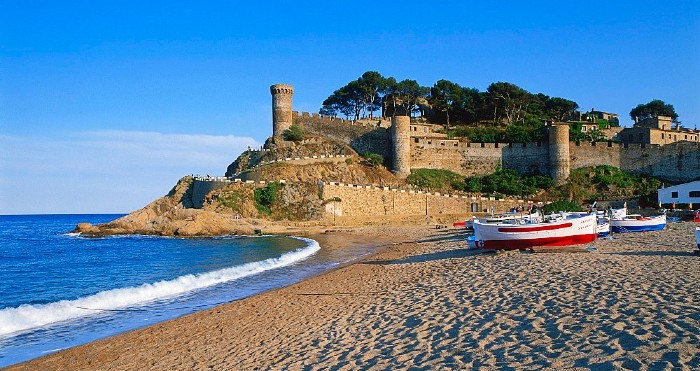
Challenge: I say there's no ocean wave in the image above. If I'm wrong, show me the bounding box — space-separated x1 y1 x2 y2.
0 237 320 337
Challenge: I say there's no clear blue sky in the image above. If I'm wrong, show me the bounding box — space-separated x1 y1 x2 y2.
1 1 698 214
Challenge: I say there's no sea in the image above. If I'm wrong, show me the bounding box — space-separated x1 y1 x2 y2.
0 214 375 367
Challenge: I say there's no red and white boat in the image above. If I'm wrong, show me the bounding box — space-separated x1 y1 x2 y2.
468 213 597 250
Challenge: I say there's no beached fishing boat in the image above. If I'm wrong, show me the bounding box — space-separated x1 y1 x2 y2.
597 218 610 237
610 214 666 233
464 210 542 230
468 213 597 250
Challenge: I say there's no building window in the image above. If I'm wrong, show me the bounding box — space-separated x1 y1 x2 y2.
684 135 688 140
671 191 678 198
690 191 700 198
661 133 665 139
582 126 587 132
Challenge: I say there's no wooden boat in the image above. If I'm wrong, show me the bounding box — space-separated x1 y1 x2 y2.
597 218 610 237
468 213 597 250
464 210 542 230
610 214 666 233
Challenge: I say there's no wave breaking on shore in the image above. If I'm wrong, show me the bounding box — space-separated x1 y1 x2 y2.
0 237 320 337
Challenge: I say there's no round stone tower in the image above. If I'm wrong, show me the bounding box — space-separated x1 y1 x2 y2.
270 84 294 137
391 115 411 178
548 122 571 184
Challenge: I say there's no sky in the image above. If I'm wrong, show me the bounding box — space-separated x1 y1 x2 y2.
1 1 699 214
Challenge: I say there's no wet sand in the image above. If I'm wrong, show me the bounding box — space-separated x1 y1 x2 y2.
8 223 700 370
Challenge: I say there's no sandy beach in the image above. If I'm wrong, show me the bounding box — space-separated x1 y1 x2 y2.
8 222 700 370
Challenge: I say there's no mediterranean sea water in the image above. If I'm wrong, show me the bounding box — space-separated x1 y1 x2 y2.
0 214 373 367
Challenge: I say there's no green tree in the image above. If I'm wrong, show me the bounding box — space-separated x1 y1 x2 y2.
396 79 429 117
545 97 579 122
356 71 390 119
429 79 464 128
362 152 384 167
486 82 530 125
629 99 679 123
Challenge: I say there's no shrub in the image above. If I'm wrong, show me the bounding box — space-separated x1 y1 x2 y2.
284 125 305 141
407 169 465 190
465 169 554 197
362 152 384 167
254 182 282 215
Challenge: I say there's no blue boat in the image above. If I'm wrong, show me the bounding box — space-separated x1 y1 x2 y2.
610 214 666 233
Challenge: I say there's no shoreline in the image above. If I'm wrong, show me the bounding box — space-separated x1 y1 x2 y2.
9 223 700 370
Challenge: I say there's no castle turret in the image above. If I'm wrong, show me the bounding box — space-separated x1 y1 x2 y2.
391 116 411 178
548 122 570 184
270 84 294 138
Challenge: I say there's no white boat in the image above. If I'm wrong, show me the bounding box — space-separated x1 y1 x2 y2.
468 213 597 250
597 218 610 237
464 210 542 230
610 214 666 233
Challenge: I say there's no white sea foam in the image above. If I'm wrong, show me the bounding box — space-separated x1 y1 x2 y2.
0 237 320 337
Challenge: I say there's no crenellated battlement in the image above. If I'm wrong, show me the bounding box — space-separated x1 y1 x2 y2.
270 84 294 95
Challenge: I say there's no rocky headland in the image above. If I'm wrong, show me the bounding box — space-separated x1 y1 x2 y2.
73 135 408 237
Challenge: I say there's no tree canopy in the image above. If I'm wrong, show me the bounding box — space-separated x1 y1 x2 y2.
319 72 587 142
630 99 679 123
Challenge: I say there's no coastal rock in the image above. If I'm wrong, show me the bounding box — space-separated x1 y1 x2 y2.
74 223 100 234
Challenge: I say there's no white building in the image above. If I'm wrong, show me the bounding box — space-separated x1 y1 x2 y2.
658 180 700 207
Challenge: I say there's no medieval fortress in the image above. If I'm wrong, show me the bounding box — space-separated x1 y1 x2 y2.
190 84 699 222
269 84 699 184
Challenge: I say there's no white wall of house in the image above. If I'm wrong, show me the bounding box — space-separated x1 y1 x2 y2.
658 180 700 206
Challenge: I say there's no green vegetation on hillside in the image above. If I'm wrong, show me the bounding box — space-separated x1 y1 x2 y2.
362 152 384 167
465 169 555 197
550 165 662 206
406 169 465 191
284 125 305 141
406 166 662 208
406 168 555 197
254 182 283 215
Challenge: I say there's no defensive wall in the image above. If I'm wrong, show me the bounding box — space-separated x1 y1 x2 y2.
409 138 550 176
408 138 700 181
320 181 530 222
191 177 530 221
293 111 392 158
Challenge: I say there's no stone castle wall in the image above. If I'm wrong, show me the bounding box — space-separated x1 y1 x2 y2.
570 141 700 182
410 139 550 176
293 111 391 158
191 178 530 223
320 182 528 220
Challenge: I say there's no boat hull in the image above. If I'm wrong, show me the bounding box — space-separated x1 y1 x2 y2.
471 213 597 250
610 215 666 233
597 221 610 237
